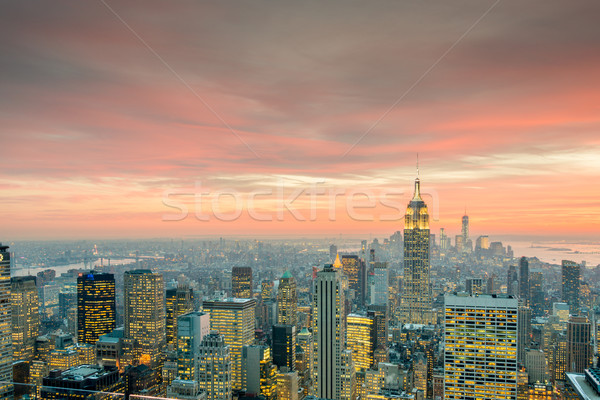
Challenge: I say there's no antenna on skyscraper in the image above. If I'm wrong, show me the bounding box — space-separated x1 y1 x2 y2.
416 153 419 177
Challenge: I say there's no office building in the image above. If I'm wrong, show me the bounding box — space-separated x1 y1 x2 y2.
11 276 40 362
566 315 593 373
371 262 388 307
232 267 253 299
277 370 299 400
507 265 519 297
342 255 365 305
242 345 277 400
166 284 195 350
519 257 530 305
277 271 298 326
339 350 356 400
203 298 256 391
123 270 165 367
313 264 345 399
465 278 484 296
562 260 580 312
198 333 232 400
272 324 296 371
347 313 374 372
176 312 210 381
77 272 116 345
0 244 12 399
40 365 120 400
297 327 313 390
444 294 518 400
401 178 433 324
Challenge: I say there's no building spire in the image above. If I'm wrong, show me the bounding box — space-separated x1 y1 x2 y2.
416 153 419 178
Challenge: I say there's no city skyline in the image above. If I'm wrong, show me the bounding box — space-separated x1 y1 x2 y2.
1 1 600 240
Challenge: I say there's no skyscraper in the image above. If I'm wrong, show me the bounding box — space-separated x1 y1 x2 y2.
562 260 580 311
11 276 39 362
203 298 256 391
277 271 298 326
176 311 210 381
0 244 12 399
444 294 518 400
297 327 313 393
346 313 374 372
342 255 365 305
123 270 165 367
519 257 530 306
401 177 433 324
461 214 469 246
198 332 232 400
272 324 296 371
232 267 253 298
507 265 518 297
242 345 277 400
77 272 116 345
166 284 195 349
371 262 388 307
313 264 345 399
566 315 593 373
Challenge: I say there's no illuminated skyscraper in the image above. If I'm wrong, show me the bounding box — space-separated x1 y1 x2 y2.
77 272 116 345
203 298 256 391
562 260 580 311
123 270 165 367
342 255 365 305
297 327 313 394
346 313 374 372
401 177 433 324
11 276 39 362
272 324 296 371
0 244 12 399
371 262 388 307
444 294 518 400
232 267 253 298
198 332 232 400
277 370 299 400
313 264 345 399
566 315 592 373
166 284 195 349
277 271 298 326
176 311 210 381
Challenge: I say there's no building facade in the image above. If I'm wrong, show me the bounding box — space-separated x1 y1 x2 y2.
77 272 116 345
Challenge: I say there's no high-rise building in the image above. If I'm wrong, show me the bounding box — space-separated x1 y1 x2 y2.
401 178 433 324
517 306 532 363
166 284 195 349
277 370 299 400
11 276 39 362
367 304 388 363
507 265 518 296
562 260 580 312
232 267 253 298
529 271 544 317
277 271 298 326
242 345 277 400
465 278 484 296
297 327 313 391
371 262 388 307
77 272 116 345
176 312 210 381
329 245 338 263
342 255 365 305
272 324 296 371
444 294 518 400
566 315 592 373
123 270 165 367
346 313 374 372
198 332 232 400
339 350 356 400
0 244 12 399
519 257 530 305
313 264 345 399
203 298 256 391
461 214 469 246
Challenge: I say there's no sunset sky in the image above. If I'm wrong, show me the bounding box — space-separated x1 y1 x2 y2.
2 1 600 240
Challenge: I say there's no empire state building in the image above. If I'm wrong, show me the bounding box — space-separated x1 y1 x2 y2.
400 177 434 324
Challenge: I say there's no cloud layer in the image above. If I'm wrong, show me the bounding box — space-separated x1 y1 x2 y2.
1 1 599 239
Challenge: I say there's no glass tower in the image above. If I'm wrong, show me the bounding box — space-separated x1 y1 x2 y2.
77 272 116 345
